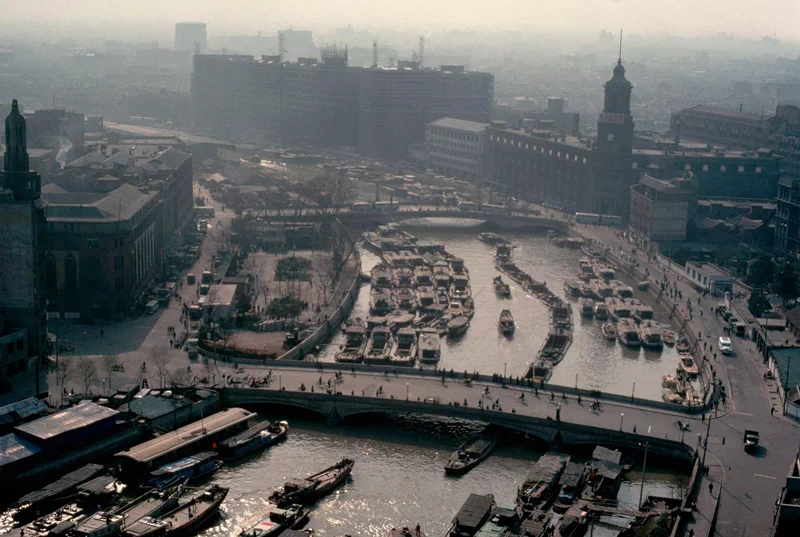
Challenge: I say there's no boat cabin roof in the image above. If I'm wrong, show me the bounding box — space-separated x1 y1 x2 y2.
452 493 494 531
398 327 417 336
346 326 366 334
558 462 585 488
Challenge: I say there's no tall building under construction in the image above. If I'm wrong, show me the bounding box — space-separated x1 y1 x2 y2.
191 49 494 158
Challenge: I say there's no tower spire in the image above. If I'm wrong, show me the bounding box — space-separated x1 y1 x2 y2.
4 99 29 174
618 30 623 64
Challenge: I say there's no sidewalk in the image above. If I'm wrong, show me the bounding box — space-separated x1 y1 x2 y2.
682 461 724 537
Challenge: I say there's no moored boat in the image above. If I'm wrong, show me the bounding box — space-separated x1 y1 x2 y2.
616 319 641 348
239 504 309 537
579 298 594 318
498 310 515 335
149 453 222 486
444 434 497 475
662 330 676 346
335 326 367 363
517 453 570 513
552 462 586 514
639 322 663 351
593 302 609 320
447 316 470 337
493 276 511 298
217 421 288 461
269 458 354 507
678 354 699 377
418 329 441 363
601 322 617 341
563 281 582 297
364 327 393 364
158 485 228 537
478 232 506 244
676 338 691 353
389 327 417 366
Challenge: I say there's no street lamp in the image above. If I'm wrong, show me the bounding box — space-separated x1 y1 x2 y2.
406 382 409 401
620 412 624 431
638 442 650 509
279 374 282 392
504 362 507 378
631 381 636 402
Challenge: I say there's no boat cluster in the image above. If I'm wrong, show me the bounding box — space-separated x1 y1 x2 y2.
442 443 668 537
566 257 671 351
337 230 476 366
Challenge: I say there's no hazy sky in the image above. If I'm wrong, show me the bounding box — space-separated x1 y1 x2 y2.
4 0 798 42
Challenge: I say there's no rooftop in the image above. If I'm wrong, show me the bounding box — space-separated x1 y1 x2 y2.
685 261 730 278
43 183 157 223
428 117 488 133
0 433 43 467
770 347 800 388
115 407 253 464
0 397 48 427
679 105 772 123
205 284 238 306
15 402 118 442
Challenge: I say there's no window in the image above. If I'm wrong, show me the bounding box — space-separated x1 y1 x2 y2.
720 165 727 172
738 165 744 172
583 158 587 164
702 164 709 171
16 340 23 351
45 254 57 291
756 166 762 173
115 276 125 291
64 255 78 290
684 164 691 171
87 238 100 249
632 162 638 169
6 343 13 356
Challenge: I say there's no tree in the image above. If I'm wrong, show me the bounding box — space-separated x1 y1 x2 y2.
150 346 172 388
305 171 356 215
168 368 191 388
747 255 775 287
77 356 97 396
102 354 119 394
322 221 354 284
57 359 72 406
774 259 800 303
748 288 771 318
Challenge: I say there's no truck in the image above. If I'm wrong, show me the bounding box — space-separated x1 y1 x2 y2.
186 338 199 359
743 430 760 453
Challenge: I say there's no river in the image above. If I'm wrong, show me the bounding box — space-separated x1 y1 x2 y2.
318 222 683 402
206 413 684 537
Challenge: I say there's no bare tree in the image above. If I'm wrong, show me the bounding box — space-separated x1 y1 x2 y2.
218 327 234 353
102 354 119 394
314 253 336 304
324 222 354 283
57 359 72 406
77 356 97 396
168 367 191 388
150 346 172 389
305 171 356 215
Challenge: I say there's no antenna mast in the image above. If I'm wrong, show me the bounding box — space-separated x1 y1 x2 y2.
418 35 425 68
618 30 623 64
278 31 286 62
372 40 378 68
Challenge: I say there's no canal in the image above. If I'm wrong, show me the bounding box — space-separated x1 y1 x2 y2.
318 222 682 402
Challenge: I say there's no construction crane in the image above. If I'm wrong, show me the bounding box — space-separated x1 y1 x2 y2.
278 31 287 62
418 35 425 68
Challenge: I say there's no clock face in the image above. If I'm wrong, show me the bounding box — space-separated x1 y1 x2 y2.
607 133 615 142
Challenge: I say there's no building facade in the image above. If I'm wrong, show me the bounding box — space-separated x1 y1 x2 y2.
483 60 784 221
629 172 697 244
775 177 800 257
191 55 494 158
425 117 488 182
41 184 163 319
685 261 733 295
0 100 48 362
671 105 770 149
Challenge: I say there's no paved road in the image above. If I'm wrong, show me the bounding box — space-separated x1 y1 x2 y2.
575 223 800 537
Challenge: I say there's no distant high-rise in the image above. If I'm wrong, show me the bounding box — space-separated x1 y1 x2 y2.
175 22 207 54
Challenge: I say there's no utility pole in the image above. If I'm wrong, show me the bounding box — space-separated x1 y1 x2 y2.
701 405 712 469
638 442 649 509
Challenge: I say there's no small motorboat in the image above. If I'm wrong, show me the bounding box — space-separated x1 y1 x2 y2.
217 421 289 461
493 276 511 298
444 434 497 475
159 485 229 537
579 298 594 318
238 503 309 537
593 302 609 320
676 338 691 353
418 329 441 363
498 310 515 335
662 330 676 346
678 355 699 377
601 322 617 341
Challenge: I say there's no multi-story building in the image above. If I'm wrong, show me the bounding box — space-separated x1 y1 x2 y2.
0 100 48 362
775 177 800 257
358 65 493 158
175 22 207 54
671 105 770 149
629 172 697 247
41 183 163 319
425 117 488 182
191 55 494 158
483 59 784 220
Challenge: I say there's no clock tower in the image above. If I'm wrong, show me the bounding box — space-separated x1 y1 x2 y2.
596 49 634 155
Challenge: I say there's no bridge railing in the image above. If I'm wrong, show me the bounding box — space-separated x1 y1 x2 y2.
210 359 702 415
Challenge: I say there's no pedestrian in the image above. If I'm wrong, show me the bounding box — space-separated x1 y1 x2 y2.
771 406 775 416
689 530 694 537
709 483 714 495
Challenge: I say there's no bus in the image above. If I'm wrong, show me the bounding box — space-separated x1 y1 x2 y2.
457 201 479 211
145 300 160 315
481 203 507 215
574 212 622 226
194 206 215 218
374 201 400 212
351 201 373 213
